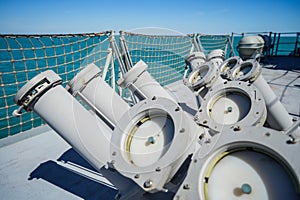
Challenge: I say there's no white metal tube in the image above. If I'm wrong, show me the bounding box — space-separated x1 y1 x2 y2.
117 60 176 102
68 63 130 125
81 76 130 125
185 52 206 71
102 48 113 80
230 60 300 141
254 76 295 131
111 55 116 91
207 49 225 69
34 85 112 170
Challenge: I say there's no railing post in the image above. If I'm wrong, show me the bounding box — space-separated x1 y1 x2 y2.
229 32 235 57
191 33 201 52
272 32 277 56
108 32 127 75
196 34 204 52
102 48 113 82
275 33 281 56
119 31 133 70
224 35 229 58
111 52 116 91
294 32 299 55
268 32 272 56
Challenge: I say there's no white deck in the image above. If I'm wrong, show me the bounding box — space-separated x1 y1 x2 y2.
0 57 299 200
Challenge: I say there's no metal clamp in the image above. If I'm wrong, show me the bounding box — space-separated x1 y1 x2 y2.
13 70 62 115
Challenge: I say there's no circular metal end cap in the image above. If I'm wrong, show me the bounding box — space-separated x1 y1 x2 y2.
67 63 101 95
185 63 219 91
117 60 148 88
219 56 242 79
14 70 62 110
185 52 206 64
206 49 225 62
185 52 207 71
231 60 261 82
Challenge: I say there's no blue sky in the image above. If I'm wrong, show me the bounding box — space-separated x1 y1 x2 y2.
0 0 299 34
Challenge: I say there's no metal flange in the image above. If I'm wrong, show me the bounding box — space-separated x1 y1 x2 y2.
194 81 266 133
175 126 300 200
67 63 101 96
117 60 147 88
185 52 206 71
206 49 225 61
110 97 202 192
230 59 262 82
219 56 243 79
183 63 220 92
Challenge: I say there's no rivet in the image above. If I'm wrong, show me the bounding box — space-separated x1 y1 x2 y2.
265 132 270 137
144 179 153 188
134 174 140 179
233 126 241 132
183 184 190 190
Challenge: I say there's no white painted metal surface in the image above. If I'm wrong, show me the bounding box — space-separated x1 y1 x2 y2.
68 63 130 126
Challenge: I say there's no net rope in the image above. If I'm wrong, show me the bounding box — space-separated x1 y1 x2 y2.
0 32 111 138
197 34 230 55
121 32 193 86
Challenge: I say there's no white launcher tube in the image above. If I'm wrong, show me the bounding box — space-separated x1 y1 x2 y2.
231 60 300 141
185 51 206 71
117 60 176 102
14 70 112 170
67 63 130 126
207 49 225 68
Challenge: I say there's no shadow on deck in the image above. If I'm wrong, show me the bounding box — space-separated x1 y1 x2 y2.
28 149 118 200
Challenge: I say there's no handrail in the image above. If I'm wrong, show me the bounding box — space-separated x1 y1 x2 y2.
0 31 113 38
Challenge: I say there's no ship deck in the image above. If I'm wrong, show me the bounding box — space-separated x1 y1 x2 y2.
0 56 299 200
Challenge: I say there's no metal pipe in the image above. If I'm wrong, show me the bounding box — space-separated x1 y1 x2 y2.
294 32 299 55
117 60 175 102
102 48 113 81
253 75 300 140
192 34 201 52
14 70 112 170
67 63 130 126
230 60 300 141
109 33 127 74
119 31 133 69
275 33 281 56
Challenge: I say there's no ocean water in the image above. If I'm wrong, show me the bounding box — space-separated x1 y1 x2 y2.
0 34 298 139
